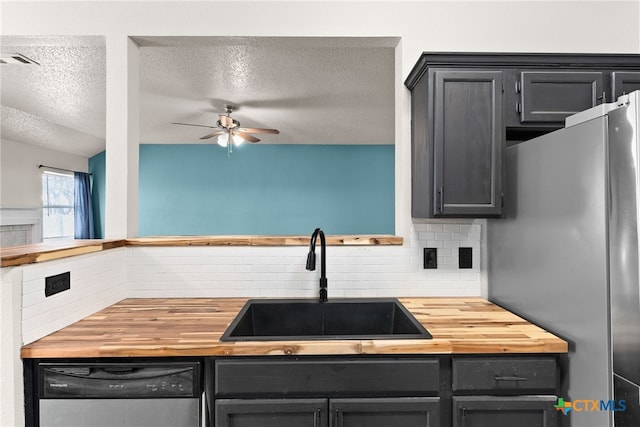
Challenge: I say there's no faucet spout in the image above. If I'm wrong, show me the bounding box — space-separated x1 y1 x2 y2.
306 228 327 303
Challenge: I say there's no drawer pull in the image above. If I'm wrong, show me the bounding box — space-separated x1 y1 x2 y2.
494 375 527 382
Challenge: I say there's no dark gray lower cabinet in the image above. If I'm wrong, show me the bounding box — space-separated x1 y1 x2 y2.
215 399 327 427
331 397 440 427
209 356 562 427
452 396 558 427
215 397 440 427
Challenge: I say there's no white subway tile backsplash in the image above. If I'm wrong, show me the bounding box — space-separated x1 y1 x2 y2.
18 221 484 344
21 248 127 345
125 221 484 298
426 224 445 232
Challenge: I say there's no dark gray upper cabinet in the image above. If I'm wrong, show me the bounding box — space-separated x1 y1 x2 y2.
518 71 603 123
433 70 503 217
405 52 640 219
611 71 640 99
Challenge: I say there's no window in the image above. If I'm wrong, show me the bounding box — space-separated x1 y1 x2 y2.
42 172 74 239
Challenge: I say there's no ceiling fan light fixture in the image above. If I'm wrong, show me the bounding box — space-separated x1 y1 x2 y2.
174 104 278 157
232 133 244 145
217 133 229 147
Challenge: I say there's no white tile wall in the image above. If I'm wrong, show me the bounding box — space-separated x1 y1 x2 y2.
21 248 127 344
126 221 484 298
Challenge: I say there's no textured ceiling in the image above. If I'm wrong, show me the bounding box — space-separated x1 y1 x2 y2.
1 36 397 158
1 36 106 157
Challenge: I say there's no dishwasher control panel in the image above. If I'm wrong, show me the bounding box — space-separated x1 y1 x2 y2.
39 362 201 398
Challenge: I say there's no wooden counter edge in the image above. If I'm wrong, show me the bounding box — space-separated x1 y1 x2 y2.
125 235 403 247
20 339 568 359
20 297 569 358
3 235 403 267
1 240 127 267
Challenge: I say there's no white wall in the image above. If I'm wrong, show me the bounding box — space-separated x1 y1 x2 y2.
0 139 89 246
0 250 127 427
0 138 88 209
0 267 23 427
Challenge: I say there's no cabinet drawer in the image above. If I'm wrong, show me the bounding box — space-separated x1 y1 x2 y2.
215 359 440 396
452 357 557 392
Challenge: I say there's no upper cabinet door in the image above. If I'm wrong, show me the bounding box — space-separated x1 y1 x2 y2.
433 70 504 217
519 71 604 123
611 71 640 100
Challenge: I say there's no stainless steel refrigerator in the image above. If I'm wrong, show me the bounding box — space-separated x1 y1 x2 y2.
488 91 640 427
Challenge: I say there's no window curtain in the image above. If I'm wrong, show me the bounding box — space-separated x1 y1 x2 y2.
74 172 95 239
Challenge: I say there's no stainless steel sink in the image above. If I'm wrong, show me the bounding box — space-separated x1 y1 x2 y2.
220 298 432 341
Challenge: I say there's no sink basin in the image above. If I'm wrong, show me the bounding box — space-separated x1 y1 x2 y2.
220 298 432 341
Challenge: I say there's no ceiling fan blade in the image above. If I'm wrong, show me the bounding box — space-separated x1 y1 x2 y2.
237 127 280 134
172 122 217 129
234 131 260 143
200 130 224 140
219 114 235 128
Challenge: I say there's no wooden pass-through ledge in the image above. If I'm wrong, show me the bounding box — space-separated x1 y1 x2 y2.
1 235 403 267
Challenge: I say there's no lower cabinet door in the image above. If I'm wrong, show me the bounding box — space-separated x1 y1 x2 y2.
215 398 327 427
330 397 440 427
452 396 558 427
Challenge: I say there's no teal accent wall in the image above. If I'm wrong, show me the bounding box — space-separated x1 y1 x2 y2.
89 150 106 238
90 144 395 236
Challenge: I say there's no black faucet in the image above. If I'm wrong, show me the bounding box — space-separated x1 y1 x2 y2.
306 228 327 303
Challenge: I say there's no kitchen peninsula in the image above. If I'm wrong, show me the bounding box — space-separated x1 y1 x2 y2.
22 297 567 427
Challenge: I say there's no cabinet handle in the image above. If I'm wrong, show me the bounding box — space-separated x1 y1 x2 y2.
597 91 606 104
334 409 341 427
315 409 322 427
438 187 444 213
494 375 528 381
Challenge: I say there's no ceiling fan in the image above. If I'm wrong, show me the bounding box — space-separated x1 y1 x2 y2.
172 105 279 147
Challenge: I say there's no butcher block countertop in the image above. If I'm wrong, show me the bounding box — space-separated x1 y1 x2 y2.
1 235 402 267
20 297 568 358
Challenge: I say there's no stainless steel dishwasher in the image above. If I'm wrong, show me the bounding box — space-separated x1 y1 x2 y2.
37 361 202 427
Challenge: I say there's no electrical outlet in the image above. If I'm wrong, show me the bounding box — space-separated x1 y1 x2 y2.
459 247 472 269
424 248 437 269
45 272 70 297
